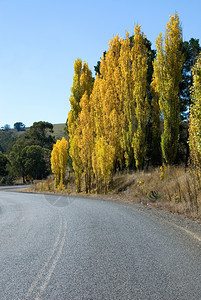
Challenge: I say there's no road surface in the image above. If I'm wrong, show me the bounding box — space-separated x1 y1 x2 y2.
0 188 201 299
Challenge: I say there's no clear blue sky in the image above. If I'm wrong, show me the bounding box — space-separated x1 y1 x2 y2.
0 0 201 128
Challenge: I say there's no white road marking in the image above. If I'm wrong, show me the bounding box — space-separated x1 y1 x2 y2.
171 222 201 243
127 205 201 243
23 215 63 300
35 217 67 300
52 196 62 206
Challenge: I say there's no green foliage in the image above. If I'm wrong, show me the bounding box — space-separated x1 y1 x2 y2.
28 121 55 149
3 124 11 131
21 145 50 180
0 151 9 177
8 121 55 181
0 130 17 153
180 38 201 119
9 137 31 182
14 122 25 132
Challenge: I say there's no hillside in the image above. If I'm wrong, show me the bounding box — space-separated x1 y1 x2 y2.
52 123 67 140
0 123 66 153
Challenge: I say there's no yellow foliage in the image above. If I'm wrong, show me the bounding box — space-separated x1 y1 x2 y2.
131 25 149 169
51 137 68 188
70 133 82 192
68 59 93 192
189 52 201 168
119 32 135 167
160 163 167 181
79 91 94 193
92 137 115 193
152 13 183 165
101 35 124 165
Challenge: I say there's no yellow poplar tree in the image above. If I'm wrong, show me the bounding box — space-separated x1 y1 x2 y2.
189 53 201 168
79 91 94 193
152 13 183 165
101 35 124 166
131 25 149 169
90 75 104 192
67 59 93 192
51 137 68 189
119 32 135 168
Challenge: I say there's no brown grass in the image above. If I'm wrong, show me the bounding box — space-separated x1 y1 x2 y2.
52 123 66 140
25 165 201 220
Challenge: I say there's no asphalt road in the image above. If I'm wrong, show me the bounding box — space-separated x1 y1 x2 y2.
1 189 201 300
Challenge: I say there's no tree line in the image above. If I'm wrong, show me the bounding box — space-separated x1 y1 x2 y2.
51 13 201 194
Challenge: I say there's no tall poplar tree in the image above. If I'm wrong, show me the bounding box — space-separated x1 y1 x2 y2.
153 13 183 165
90 75 104 192
189 53 201 168
131 25 149 170
100 35 124 167
119 32 135 168
67 59 93 192
79 91 94 193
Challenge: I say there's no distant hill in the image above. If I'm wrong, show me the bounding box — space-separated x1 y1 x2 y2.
0 123 67 153
0 128 28 153
53 123 67 140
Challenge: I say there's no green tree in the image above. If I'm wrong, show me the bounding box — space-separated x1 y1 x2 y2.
9 137 31 182
0 151 9 177
28 121 55 149
14 122 25 132
21 145 50 180
180 38 201 119
0 130 17 153
3 124 11 131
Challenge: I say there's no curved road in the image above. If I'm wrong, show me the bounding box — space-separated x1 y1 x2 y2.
1 189 201 299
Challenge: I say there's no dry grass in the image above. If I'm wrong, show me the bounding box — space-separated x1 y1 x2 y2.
112 166 201 219
52 123 66 140
25 165 201 220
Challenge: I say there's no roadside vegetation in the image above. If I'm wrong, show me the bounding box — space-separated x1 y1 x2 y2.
31 165 201 219
1 13 201 220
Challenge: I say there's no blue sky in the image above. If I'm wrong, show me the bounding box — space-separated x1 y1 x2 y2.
0 0 201 128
